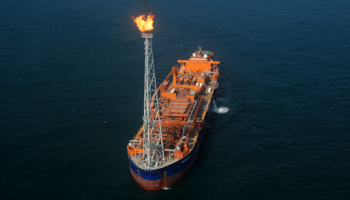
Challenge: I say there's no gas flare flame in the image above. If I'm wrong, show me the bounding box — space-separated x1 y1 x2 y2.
132 13 154 32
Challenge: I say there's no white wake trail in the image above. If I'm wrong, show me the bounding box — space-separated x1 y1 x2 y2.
212 100 229 114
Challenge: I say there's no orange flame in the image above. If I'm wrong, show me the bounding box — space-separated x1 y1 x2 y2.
132 13 154 32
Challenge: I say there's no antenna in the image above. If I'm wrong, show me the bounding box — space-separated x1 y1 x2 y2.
141 32 165 169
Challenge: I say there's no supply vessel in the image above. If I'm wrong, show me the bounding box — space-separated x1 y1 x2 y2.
127 45 220 190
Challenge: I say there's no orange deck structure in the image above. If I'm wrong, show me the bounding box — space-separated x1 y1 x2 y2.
127 45 220 190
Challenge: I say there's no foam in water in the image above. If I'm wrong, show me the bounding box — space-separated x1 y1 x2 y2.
212 100 229 114
217 107 229 113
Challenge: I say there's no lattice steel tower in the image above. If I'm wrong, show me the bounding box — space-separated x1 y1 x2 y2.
141 32 165 169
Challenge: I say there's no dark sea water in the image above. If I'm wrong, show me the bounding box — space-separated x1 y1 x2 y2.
1 0 350 199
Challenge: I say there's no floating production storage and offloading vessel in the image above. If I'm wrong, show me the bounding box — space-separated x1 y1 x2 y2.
127 43 220 189
128 14 220 190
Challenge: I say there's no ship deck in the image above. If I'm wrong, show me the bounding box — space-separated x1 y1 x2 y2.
128 46 220 172
197 90 213 121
